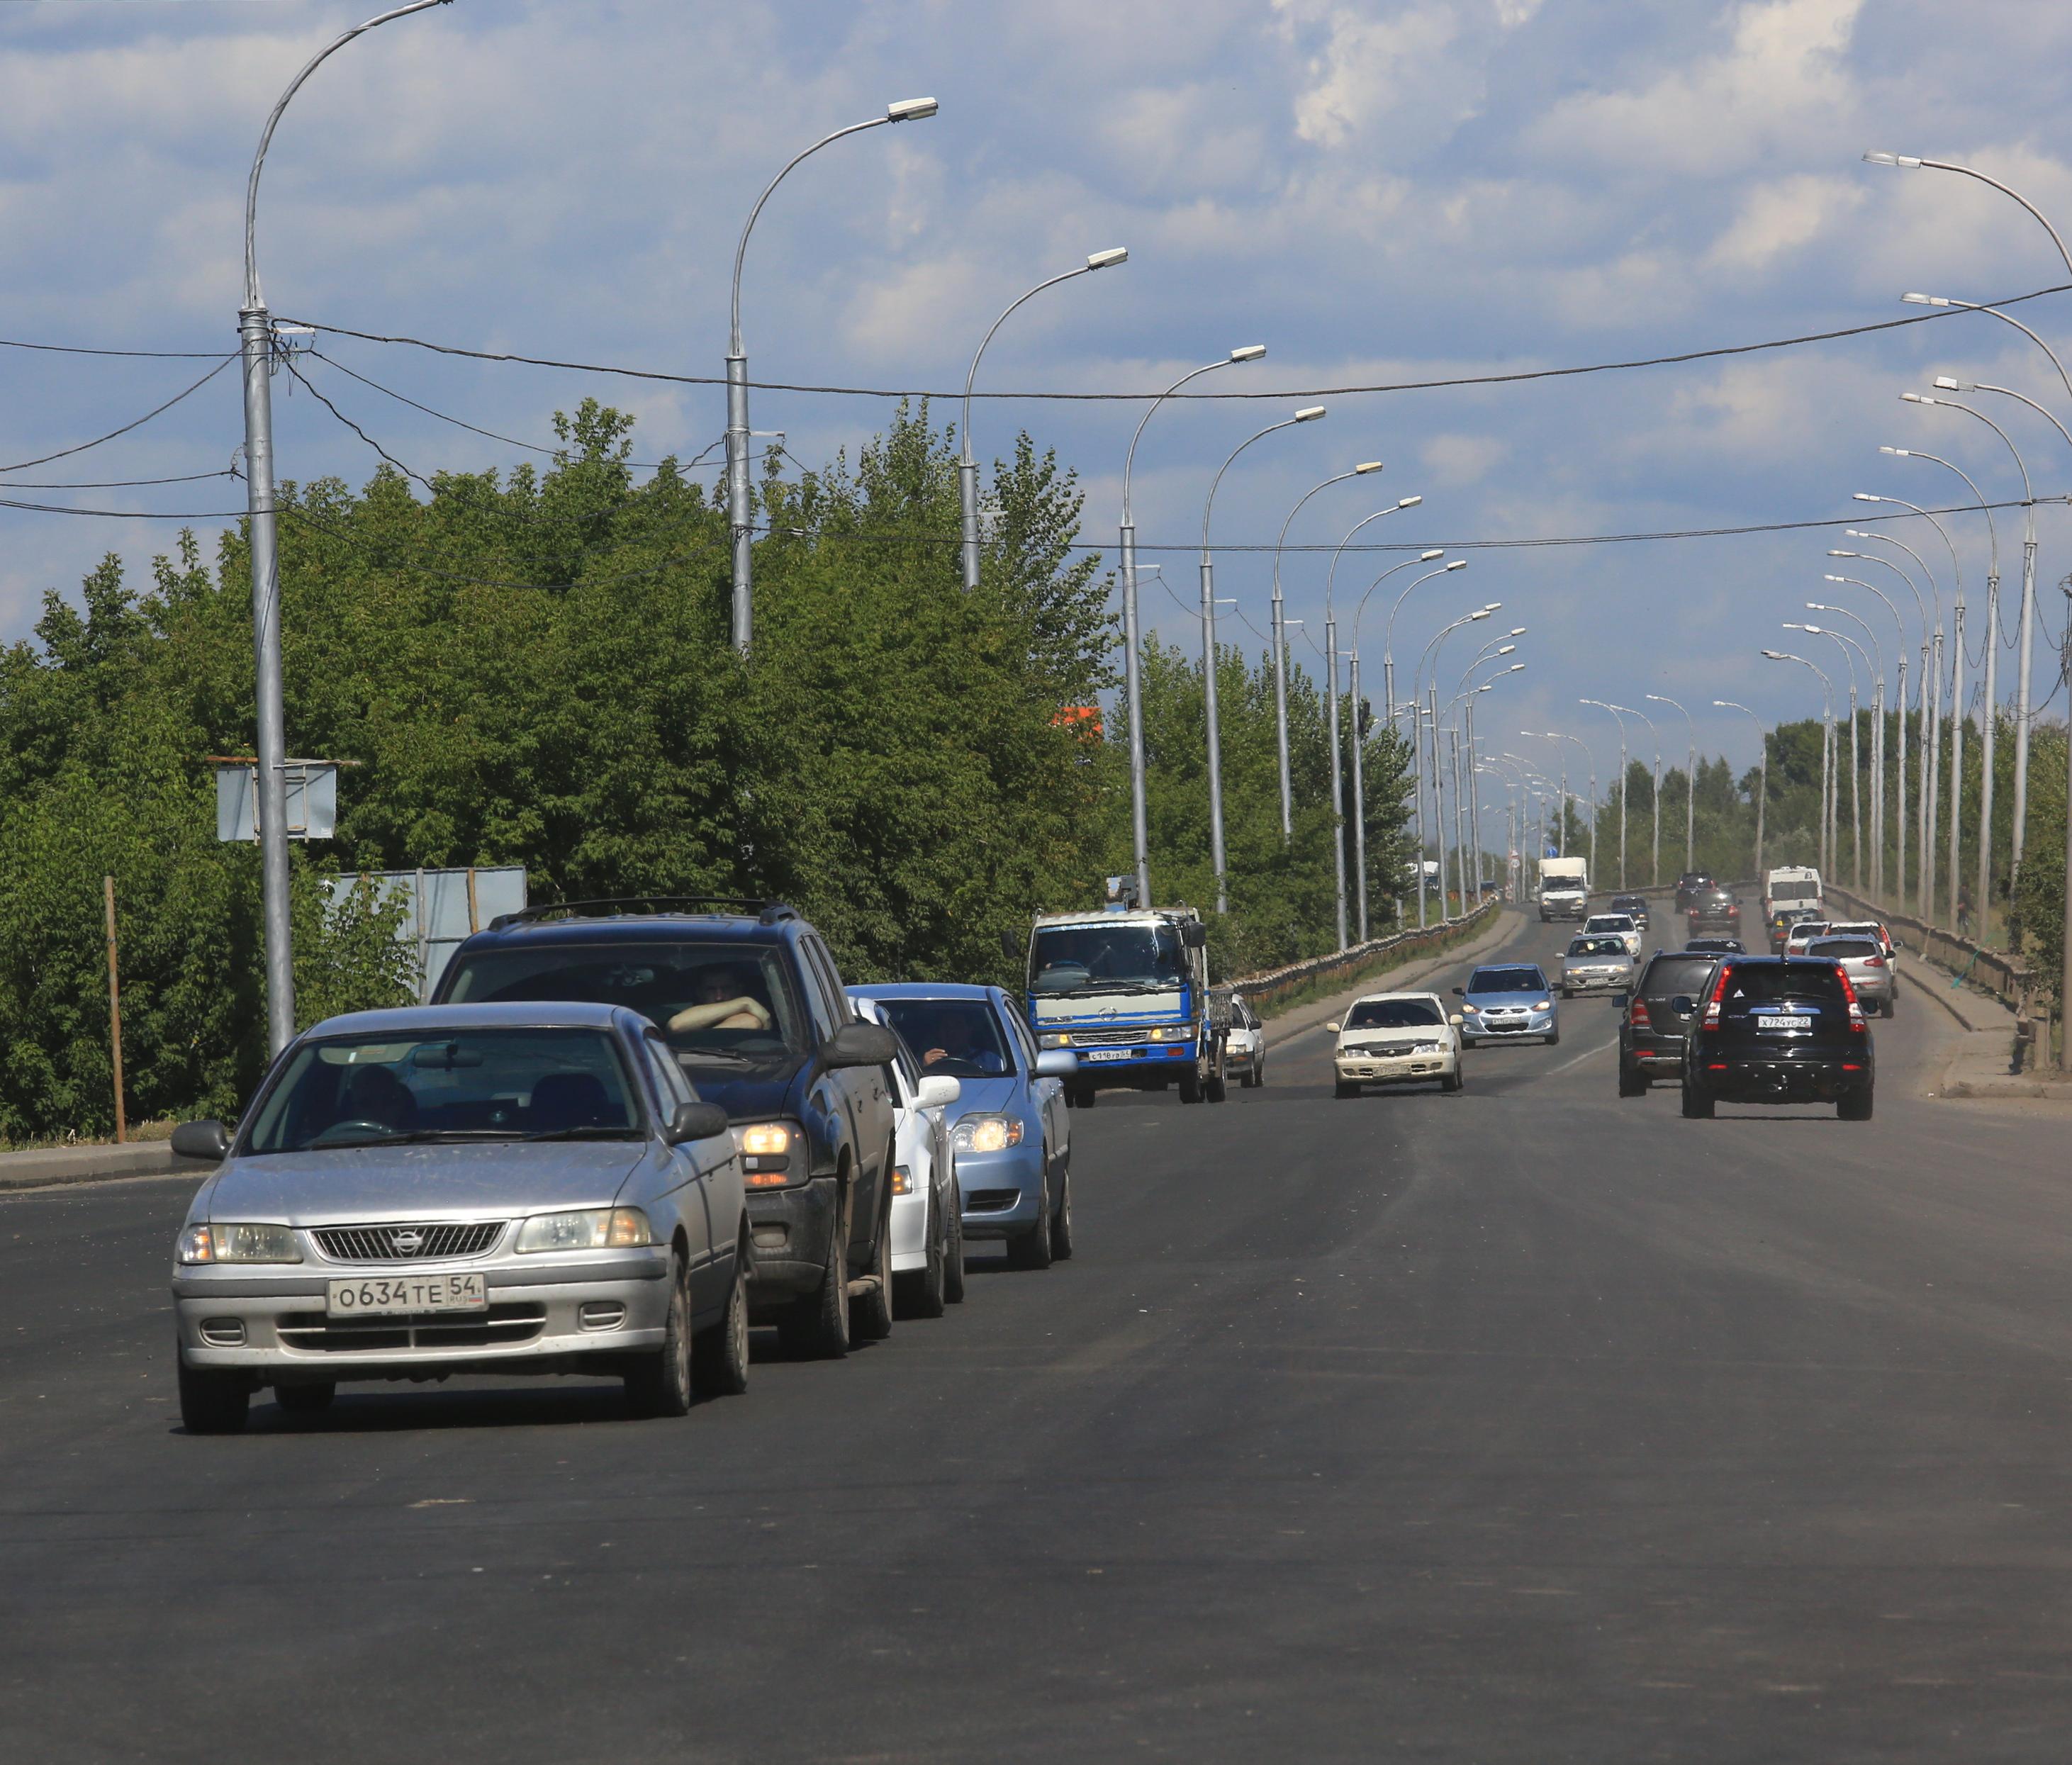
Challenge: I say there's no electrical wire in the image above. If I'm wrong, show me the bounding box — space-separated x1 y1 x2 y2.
0 338 232 361
281 280 2070 402
0 356 236 473
0 469 238 491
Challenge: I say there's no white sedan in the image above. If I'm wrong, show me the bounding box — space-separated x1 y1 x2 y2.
1584 912 1642 959
1225 992 1267 1088
1328 990 1464 1097
853 1000 965 1318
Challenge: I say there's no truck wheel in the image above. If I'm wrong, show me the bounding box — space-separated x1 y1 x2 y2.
1007 1172 1055 1270
850 1180 895 1343
691 1241 751 1397
178 1356 250 1435
895 1190 948 1321
625 1255 695 1418
1178 1069 1202 1104
1206 1058 1228 1103
778 1220 851 1360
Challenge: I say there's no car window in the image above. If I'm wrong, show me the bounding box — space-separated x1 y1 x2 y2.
1469 967 1546 993
875 998 1013 1080
1720 963 1847 1004
796 938 847 1041
245 1026 644 1154
1810 938 1881 958
644 1038 695 1110
1569 937 1628 957
1002 1005 1039 1075
1345 998 1442 1029
1641 956 1716 999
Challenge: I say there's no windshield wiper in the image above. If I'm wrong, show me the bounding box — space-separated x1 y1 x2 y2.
298 1128 522 1150
1049 977 1184 995
524 1126 644 1142
671 1047 763 1065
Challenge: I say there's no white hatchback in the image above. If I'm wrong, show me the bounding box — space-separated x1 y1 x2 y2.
1584 912 1642 959
853 1001 965 1318
1328 991 1464 1097
1224 992 1267 1088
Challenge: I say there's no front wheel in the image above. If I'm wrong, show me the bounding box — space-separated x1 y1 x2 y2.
850 1183 895 1343
177 1357 249 1435
1334 1079 1358 1099
1050 1171 1074 1262
625 1256 694 1418
692 1248 751 1398
1441 1065 1462 1094
1546 1028 1560 1047
778 1218 851 1360
895 1190 948 1321
1006 1172 1055 1270
1178 1068 1202 1104
943 1187 968 1305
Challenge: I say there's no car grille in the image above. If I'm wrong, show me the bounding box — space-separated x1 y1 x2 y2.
964 1189 1021 1212
276 1303 547 1354
312 1221 505 1262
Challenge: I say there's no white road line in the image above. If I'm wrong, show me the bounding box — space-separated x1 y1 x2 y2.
1545 1037 1619 1077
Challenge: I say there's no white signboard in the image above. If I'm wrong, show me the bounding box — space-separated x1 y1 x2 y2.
321 865 528 1002
214 761 339 842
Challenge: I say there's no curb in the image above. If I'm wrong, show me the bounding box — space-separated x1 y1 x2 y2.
0 1141 204 1194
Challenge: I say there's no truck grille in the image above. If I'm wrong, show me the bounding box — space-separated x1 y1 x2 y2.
1057 1026 1157 1046
312 1222 505 1262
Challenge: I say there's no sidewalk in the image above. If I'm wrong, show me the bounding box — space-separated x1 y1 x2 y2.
1890 948 2072 1105
1265 909 1523 1046
0 1138 201 1194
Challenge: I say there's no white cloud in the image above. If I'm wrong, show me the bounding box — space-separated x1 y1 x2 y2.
1708 174 1866 271
1421 432 1509 486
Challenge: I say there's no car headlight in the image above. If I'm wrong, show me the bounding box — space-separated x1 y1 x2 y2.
1534 1000 1552 1011
177 1222 302 1265
1038 1033 1071 1049
737 1119 800 1189
1460 1002 1481 1013
952 1115 1024 1155
514 1208 653 1254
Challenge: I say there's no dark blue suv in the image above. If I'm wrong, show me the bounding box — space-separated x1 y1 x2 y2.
434 900 901 1358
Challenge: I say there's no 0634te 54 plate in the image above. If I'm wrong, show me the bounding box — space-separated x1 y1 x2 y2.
326 1272 487 1318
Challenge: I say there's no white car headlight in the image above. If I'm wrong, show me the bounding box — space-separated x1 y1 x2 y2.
952 1115 1023 1155
1534 1000 1552 1011
1038 1033 1071 1049
177 1222 302 1265
514 1207 653 1254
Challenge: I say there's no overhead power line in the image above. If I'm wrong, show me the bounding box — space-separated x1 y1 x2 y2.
279 277 2072 403
0 356 236 473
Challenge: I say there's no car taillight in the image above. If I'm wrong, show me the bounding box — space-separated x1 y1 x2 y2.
1864 954 1886 967
1704 964 1729 1026
1834 965 1867 1029
1629 997 1652 1031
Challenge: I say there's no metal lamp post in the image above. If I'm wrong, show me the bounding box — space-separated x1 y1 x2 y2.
1823 566 1915 904
961 247 1128 590
1118 344 1267 907
1581 700 1631 889
1789 624 1869 888
1853 518 1943 909
1713 702 1766 880
1382 554 1462 727
240 0 451 1054
1414 608 1496 919
1201 406 1326 914
1645 694 1698 873
1764 651 1835 874
729 96 939 656
1612 702 1663 887
1828 539 1932 908
1806 603 1886 895
1345 550 1445 938
1533 731 1598 873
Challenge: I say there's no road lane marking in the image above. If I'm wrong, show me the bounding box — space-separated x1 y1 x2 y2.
1545 1037 1618 1077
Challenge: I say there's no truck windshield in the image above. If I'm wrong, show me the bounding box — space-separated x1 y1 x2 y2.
1771 880 1820 902
1030 923 1188 992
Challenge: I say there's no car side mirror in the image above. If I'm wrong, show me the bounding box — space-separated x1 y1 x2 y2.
819 1020 901 1070
1034 1048 1077 1078
1181 921 1207 949
1449 1013 1464 1026
1324 1021 1340 1034
914 1074 961 1110
171 1119 230 1161
1450 986 1464 997
666 1100 732 1144
999 929 1021 964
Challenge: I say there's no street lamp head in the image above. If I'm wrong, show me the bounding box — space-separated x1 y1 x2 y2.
1900 391 1936 405
1294 405 1327 422
1420 547 1444 561
1506 661 1525 672
1823 573 1848 583
1826 550 1857 559
1852 492 1883 503
1469 608 1491 622
1879 446 1910 456
1397 494 1423 508
1496 644 1518 656
1862 151 1922 168
1355 460 1385 474
1085 247 1129 271
1480 600 1502 610
1229 344 1267 362
1443 557 1467 570
887 97 940 121
1761 649 1788 659
1932 374 1964 391
1506 626 1526 637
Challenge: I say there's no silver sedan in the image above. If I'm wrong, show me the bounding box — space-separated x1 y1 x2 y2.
1561 935 1636 997
168 1002 747 1433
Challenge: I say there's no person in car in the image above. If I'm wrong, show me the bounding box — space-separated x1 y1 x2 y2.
668 964 774 1034
918 1009 1008 1075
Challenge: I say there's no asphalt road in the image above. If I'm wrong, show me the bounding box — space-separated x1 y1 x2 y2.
7 913 2072 1762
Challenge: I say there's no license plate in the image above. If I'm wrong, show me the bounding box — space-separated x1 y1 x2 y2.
327 1272 488 1317
1758 1014 1811 1030
1085 1048 1133 1062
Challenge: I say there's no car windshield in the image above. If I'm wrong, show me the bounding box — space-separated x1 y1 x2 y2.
1828 924 1883 939
1810 938 1881 958
1720 963 1848 1004
1345 999 1442 1030
873 999 1014 1080
1771 880 1821 902
1469 967 1546 994
1028 923 1189 992
1788 924 1830 941
1613 898 1647 912
440 941 809 1068
244 1026 642 1154
1586 917 1633 931
1569 938 1628 958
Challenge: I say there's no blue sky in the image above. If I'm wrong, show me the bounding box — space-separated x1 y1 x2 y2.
4 0 2071 776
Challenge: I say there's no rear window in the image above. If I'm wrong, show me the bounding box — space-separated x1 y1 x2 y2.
1719 963 1847 1004
1640 956 1717 999
1469 966 1546 993
1771 880 1821 902
1810 938 1880 958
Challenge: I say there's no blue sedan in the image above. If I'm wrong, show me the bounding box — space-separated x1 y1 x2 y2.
1452 963 1559 1047
847 984 1077 1270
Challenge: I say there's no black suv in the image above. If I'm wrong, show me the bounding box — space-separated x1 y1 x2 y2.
434 900 902 1357
1678 956 1874 1121
1686 885 1742 937
1674 871 1715 914
1617 948 1722 1095
1610 892 1651 931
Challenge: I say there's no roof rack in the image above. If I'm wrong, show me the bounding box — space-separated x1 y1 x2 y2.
487 895 797 931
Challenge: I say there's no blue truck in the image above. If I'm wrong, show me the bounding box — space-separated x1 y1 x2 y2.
1008 898 1228 1106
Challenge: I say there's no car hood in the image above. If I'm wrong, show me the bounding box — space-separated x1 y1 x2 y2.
941 1075 1024 1121
196 1141 652 1225
1464 990 1548 1007
1340 1030 1447 1049
672 1064 801 1123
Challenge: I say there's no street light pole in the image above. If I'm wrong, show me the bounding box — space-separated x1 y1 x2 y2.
1792 624 1869 889
1581 700 1630 889
1807 604 1885 895
1857 522 1942 914
962 247 1128 590
1764 651 1835 874
241 0 449 1055
1645 694 1698 873
1119 345 1266 907
730 96 939 656
1614 702 1662 887
1713 702 1766 880
1202 406 1326 915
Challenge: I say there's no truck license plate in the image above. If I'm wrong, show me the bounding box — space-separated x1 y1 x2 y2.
1085 1048 1133 1062
326 1272 488 1317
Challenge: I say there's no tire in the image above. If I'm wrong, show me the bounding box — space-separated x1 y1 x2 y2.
1441 1064 1462 1094
1618 1059 1646 1098
1254 1055 1266 1089
178 1357 250 1435
1334 1080 1358 1099
1681 1082 1715 1120
1006 1171 1055 1270
1050 1170 1075 1262
895 1189 948 1321
1881 995 1895 1019
1178 1068 1202 1104
1205 1050 1228 1103
1839 1088 1875 1121
625 1255 695 1418
778 1214 851 1360
692 1246 751 1398
943 1186 967 1306
1546 1029 1560 1047
274 1382 335 1416
1075 1083 1098 1109
850 1182 895 1343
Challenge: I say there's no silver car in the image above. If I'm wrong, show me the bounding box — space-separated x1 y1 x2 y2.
168 1002 748 1433
1562 934 1636 997
1806 936 1895 1018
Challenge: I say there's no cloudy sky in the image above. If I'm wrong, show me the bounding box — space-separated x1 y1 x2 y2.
5 0 2072 778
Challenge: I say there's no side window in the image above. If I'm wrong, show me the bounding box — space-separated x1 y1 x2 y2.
644 1038 694 1110
999 1004 1038 1075
793 940 842 1042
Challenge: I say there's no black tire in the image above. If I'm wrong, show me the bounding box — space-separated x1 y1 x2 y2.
178 1357 250 1435
1881 995 1895 1019
1006 1171 1055 1270
1334 1079 1358 1099
1178 1068 1202 1104
943 1184 967 1305
625 1255 695 1418
1205 1051 1228 1103
895 1189 948 1321
274 1382 335 1416
778 1214 851 1360
1681 1082 1715 1119
851 1181 895 1343
1441 1065 1462 1094
692 1245 751 1398
1839 1088 1875 1121
1618 1059 1646 1098
1050 1170 1074 1262
1546 1028 1561 1047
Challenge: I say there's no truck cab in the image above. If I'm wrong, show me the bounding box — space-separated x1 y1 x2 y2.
1763 865 1824 923
1538 857 1590 921
1011 901 1226 1106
